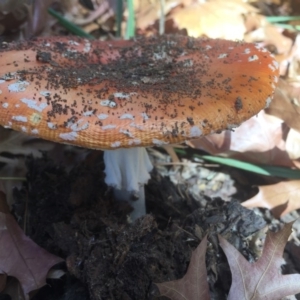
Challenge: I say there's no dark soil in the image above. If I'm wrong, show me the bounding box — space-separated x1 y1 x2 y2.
3 151 278 300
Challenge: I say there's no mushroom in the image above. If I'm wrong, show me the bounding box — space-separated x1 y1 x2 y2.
0 35 279 219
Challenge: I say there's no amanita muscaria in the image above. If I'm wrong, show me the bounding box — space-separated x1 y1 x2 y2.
0 35 279 219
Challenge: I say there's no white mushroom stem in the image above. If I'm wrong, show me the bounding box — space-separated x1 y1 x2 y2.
113 187 147 220
103 147 153 220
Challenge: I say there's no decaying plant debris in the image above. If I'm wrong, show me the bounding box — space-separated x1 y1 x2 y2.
1 152 295 299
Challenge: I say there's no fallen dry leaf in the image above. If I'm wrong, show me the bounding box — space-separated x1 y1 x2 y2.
219 222 300 300
0 212 63 299
244 12 265 33
169 0 255 40
286 128 300 160
287 34 300 81
190 110 296 167
242 180 300 218
155 235 210 300
244 24 293 56
133 0 181 31
266 79 300 133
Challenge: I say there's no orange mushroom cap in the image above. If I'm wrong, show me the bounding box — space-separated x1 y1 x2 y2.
0 35 279 150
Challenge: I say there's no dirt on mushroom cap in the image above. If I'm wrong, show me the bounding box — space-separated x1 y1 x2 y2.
0 35 279 150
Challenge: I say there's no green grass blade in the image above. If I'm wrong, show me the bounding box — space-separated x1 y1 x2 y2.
48 8 95 39
116 0 123 37
266 16 300 23
159 0 165 35
125 0 135 39
198 155 300 179
0 177 26 181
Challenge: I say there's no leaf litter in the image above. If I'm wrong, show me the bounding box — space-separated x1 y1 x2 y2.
1 0 300 299
0 211 63 299
242 180 300 218
155 223 300 300
155 236 210 300
220 222 300 300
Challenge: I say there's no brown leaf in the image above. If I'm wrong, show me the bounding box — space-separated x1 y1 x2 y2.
266 79 300 133
244 25 293 56
0 212 63 299
287 35 300 81
286 128 300 160
189 111 296 168
219 223 300 300
155 235 210 300
242 180 300 218
169 0 254 40
134 0 181 31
